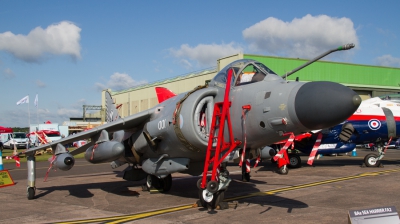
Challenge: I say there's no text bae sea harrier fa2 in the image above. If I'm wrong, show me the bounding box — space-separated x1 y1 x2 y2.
19 44 361 209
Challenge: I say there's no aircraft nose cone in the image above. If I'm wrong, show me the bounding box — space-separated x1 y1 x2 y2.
295 81 361 130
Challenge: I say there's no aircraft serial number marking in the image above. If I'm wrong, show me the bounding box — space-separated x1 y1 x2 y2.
54 168 400 224
158 119 166 130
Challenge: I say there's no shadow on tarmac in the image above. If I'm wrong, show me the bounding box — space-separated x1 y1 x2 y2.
33 168 308 215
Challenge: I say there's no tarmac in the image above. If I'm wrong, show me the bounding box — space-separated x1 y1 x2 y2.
1 147 400 224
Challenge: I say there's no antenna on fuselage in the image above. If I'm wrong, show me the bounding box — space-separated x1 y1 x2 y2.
282 43 355 79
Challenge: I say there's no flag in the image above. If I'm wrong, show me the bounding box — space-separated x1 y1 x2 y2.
16 95 29 105
34 94 38 107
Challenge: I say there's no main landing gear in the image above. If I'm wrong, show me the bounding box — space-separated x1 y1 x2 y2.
144 174 172 192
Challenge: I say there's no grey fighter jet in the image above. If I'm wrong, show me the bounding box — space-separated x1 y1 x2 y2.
19 44 361 209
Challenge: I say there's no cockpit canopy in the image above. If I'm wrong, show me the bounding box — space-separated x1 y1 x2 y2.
210 59 279 88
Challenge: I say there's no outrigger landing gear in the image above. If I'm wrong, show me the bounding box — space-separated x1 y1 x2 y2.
26 153 36 200
198 68 241 209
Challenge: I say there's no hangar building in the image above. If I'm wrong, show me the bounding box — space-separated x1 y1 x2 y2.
101 53 400 119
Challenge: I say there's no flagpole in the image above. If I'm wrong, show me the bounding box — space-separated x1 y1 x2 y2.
36 94 38 125
28 95 30 127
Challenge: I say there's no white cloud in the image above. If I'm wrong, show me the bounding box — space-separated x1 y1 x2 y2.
95 72 147 91
179 59 192 69
36 80 46 88
3 68 15 79
169 43 243 67
375 55 400 67
0 21 81 62
242 14 359 59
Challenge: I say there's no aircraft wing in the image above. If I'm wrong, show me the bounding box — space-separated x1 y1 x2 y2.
21 109 152 156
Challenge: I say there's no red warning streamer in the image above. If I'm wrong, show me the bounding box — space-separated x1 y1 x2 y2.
273 132 295 161
307 132 323 166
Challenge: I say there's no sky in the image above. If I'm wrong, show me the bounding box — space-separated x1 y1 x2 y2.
1 0 399 128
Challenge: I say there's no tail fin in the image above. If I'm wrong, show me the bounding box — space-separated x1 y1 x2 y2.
155 87 177 103
105 90 120 122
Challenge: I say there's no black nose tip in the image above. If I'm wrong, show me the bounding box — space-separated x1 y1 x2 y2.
295 81 361 130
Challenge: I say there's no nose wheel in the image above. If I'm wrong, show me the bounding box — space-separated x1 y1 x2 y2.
198 188 225 209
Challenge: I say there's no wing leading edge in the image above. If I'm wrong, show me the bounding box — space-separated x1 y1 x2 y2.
21 109 152 156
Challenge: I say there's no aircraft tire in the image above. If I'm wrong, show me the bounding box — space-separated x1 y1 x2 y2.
145 175 158 190
277 166 289 175
197 178 203 189
198 189 224 209
288 154 302 168
27 187 35 200
364 153 381 167
160 174 172 192
206 180 219 193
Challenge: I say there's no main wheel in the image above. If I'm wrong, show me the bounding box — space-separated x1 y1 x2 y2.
288 154 302 168
160 174 172 192
146 175 159 190
364 153 381 167
198 189 224 209
27 187 35 200
277 165 289 175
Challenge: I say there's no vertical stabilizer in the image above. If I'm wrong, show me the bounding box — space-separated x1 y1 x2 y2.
105 90 120 122
155 87 177 103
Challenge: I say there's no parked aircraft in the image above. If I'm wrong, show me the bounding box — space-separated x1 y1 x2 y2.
18 44 361 209
272 97 400 171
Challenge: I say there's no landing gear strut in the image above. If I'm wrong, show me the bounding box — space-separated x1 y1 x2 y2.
27 154 36 200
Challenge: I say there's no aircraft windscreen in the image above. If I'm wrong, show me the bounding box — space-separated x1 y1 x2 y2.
13 133 26 138
254 62 277 76
211 59 277 87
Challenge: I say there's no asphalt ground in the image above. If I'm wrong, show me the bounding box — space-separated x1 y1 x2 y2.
1 147 400 224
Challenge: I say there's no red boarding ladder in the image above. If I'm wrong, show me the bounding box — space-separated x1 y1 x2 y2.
199 68 242 189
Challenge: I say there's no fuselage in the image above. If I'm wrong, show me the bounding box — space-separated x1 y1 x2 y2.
137 59 361 166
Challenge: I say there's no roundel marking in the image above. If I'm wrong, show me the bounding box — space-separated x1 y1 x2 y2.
368 119 381 130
